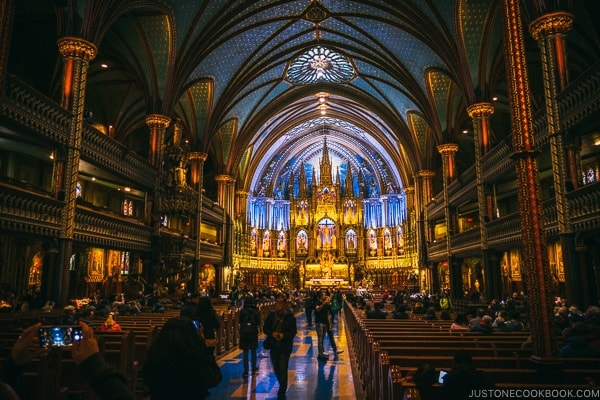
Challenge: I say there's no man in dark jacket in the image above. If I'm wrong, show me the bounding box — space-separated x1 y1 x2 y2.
263 293 297 400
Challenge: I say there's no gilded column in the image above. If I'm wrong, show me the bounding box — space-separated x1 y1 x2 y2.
235 189 250 263
146 114 170 233
467 102 496 300
146 114 171 168
437 144 459 297
530 11 580 307
55 37 97 306
404 186 418 269
190 152 207 293
502 0 556 359
216 174 236 271
414 171 434 270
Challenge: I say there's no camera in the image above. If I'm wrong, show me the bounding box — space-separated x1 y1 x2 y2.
38 325 83 348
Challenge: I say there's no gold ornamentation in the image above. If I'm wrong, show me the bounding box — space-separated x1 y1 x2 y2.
145 114 171 128
437 143 459 155
529 12 574 41
57 37 97 61
466 102 494 118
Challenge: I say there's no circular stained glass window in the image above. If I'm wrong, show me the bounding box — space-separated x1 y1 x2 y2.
286 46 355 85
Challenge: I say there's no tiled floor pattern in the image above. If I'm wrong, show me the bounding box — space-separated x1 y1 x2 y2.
210 310 361 399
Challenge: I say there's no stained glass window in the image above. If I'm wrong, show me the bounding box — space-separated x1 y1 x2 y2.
286 46 355 85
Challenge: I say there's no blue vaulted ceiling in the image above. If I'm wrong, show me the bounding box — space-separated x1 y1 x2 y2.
26 0 596 199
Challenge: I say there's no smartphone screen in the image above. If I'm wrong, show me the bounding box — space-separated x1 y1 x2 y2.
192 320 201 331
38 326 83 348
438 370 448 384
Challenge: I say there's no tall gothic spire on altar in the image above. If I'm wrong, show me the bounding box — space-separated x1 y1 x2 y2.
319 138 333 186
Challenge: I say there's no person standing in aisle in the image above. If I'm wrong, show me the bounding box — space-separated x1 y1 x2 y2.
263 293 297 400
239 295 261 377
314 289 343 361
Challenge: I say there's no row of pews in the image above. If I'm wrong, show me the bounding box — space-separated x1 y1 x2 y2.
0 302 274 399
343 301 600 400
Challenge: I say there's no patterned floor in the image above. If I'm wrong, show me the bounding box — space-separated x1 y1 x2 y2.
210 310 362 399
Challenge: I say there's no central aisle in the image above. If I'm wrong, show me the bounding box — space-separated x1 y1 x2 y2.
211 309 362 399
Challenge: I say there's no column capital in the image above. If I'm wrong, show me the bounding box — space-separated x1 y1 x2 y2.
415 170 435 179
57 37 97 61
467 102 495 118
145 114 171 129
404 186 415 194
189 152 208 162
529 11 574 40
437 143 459 155
236 189 249 196
215 174 235 183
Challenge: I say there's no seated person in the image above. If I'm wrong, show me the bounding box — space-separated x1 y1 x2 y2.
471 315 493 334
366 302 388 319
412 302 426 315
99 313 122 331
441 350 494 400
440 310 452 320
559 323 600 358
450 312 469 331
423 307 437 321
503 311 524 331
468 308 486 331
406 363 438 400
392 304 410 319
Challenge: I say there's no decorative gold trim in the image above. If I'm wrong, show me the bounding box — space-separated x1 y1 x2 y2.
437 143 459 155
189 152 208 162
530 12 574 41
466 102 494 118
145 114 171 129
215 174 235 182
57 37 97 61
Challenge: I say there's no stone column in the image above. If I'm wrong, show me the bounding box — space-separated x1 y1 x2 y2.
437 144 459 297
55 37 97 306
502 0 557 360
530 11 581 309
467 102 496 300
190 152 207 294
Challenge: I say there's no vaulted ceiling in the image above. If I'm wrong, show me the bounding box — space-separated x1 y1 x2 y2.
10 0 600 198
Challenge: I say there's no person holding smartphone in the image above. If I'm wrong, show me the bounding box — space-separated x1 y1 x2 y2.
0 322 44 391
1 322 133 400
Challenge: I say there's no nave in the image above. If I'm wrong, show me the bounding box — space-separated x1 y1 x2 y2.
211 311 362 400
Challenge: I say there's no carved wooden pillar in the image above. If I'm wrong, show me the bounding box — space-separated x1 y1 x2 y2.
502 0 556 359
190 152 207 294
467 102 495 300
54 37 96 306
530 11 581 309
